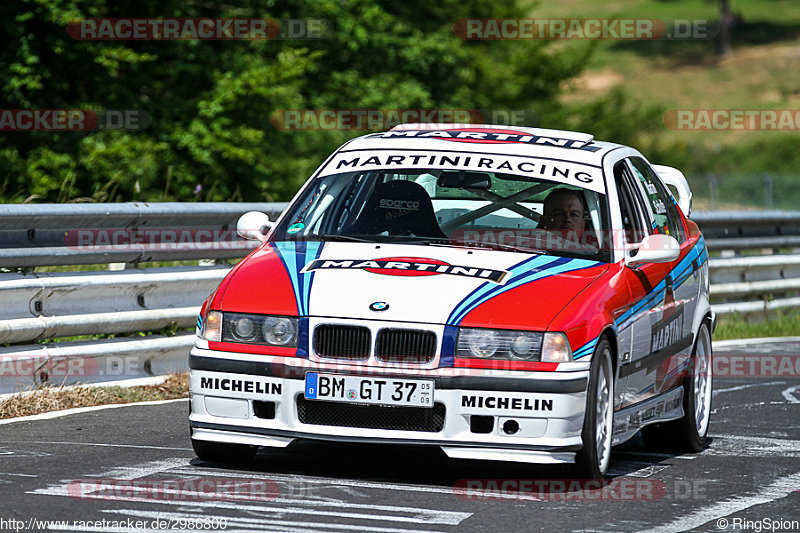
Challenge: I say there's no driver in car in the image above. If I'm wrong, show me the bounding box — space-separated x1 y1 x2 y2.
539 188 596 249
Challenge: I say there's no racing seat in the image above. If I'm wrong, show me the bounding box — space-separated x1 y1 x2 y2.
346 180 448 239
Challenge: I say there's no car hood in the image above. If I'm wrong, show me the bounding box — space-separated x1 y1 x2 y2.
220 241 610 330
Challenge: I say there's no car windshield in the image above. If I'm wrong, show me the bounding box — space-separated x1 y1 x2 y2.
271 169 611 261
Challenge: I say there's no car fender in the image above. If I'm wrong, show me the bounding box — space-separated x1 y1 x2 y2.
547 263 631 362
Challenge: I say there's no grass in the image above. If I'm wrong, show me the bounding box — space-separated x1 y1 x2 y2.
0 372 189 420
532 0 800 208
713 310 800 340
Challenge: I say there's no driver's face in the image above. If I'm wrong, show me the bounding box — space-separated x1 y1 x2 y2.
544 195 586 234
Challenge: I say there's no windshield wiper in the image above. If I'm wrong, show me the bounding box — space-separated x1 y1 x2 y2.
303 234 378 243
452 240 547 254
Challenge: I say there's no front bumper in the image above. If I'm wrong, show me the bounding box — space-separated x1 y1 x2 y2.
189 347 590 464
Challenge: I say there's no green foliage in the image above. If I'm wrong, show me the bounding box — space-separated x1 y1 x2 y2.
1 0 603 203
714 310 800 340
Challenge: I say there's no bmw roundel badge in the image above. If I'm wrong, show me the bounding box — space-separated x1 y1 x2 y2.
369 301 389 312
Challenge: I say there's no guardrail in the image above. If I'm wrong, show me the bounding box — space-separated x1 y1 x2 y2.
1 204 798 393
692 211 800 319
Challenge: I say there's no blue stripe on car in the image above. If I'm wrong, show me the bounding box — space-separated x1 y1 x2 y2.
447 255 602 326
573 237 708 359
271 241 324 316
439 325 459 367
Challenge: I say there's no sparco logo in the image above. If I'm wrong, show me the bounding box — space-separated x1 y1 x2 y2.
304 256 508 283
379 198 419 210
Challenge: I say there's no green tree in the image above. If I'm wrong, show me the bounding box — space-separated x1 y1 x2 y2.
0 0 617 203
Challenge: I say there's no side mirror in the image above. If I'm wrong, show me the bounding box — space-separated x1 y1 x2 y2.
652 165 692 217
625 234 680 266
237 211 274 242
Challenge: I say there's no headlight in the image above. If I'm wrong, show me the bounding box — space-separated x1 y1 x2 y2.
232 316 256 340
201 311 222 342
262 317 297 346
456 328 543 361
221 313 298 348
464 329 499 358
541 332 573 363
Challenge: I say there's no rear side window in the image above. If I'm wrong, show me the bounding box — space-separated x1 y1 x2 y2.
628 157 686 242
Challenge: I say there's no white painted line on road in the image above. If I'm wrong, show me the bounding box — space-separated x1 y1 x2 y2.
712 401 788 414
613 450 696 461
0 447 51 458
0 471 38 477
171 466 466 497
712 381 786 397
30 459 472 527
31 485 472 526
617 434 800 460
782 385 800 403
714 336 800 348
82 458 190 481
104 509 445 533
643 470 800 533
709 434 800 458
0 398 188 425
607 462 669 478
57 489 471 525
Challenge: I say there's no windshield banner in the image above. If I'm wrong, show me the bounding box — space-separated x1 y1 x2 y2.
317 150 605 194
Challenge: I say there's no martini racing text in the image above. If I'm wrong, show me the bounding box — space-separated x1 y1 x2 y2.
303 258 509 283
319 151 604 193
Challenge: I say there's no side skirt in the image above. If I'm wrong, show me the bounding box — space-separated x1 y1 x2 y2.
611 386 685 446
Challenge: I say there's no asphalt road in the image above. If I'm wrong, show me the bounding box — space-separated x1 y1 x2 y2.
1 342 798 533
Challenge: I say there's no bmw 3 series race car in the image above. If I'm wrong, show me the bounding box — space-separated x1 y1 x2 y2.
189 123 713 478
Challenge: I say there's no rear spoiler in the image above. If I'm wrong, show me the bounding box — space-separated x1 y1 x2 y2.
653 165 693 217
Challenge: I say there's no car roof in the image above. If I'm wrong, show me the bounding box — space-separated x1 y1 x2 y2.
338 123 627 166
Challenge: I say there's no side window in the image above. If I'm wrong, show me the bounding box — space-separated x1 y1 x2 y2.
613 161 648 245
629 157 686 242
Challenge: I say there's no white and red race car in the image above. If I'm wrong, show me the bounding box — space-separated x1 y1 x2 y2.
189 124 713 478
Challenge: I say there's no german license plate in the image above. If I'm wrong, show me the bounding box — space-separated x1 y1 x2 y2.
304 373 434 408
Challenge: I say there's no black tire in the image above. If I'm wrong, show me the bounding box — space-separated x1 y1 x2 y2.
641 323 712 452
191 438 259 463
575 337 615 479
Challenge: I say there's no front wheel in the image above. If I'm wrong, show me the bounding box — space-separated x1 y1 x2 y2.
642 322 712 452
575 338 615 479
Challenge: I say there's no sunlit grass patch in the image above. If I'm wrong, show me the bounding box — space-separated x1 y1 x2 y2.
0 372 189 420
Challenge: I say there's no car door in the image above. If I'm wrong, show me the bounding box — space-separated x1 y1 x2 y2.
612 160 656 409
628 157 697 398
620 157 695 405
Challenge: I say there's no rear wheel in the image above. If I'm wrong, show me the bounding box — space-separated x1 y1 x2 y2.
575 338 614 479
642 323 712 452
191 438 259 464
